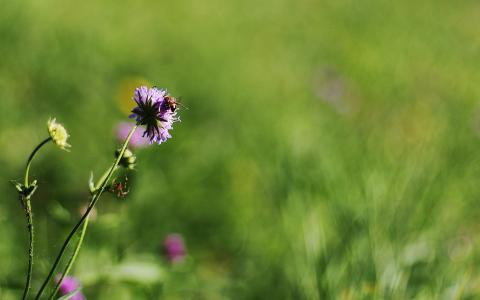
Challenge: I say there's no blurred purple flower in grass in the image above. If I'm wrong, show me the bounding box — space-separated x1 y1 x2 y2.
55 275 85 300
163 234 186 263
116 122 149 148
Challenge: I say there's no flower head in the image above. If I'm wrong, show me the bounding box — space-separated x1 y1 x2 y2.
47 118 70 150
55 275 85 300
129 86 180 144
163 234 186 263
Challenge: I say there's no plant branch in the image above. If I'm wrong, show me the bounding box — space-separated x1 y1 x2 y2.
34 125 138 300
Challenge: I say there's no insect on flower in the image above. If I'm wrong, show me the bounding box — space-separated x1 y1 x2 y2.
162 95 188 113
129 86 181 144
109 177 130 198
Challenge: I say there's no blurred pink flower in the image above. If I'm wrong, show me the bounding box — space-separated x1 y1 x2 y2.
163 234 186 263
55 275 85 300
116 122 149 148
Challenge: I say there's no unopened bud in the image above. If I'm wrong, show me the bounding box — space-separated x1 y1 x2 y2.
115 148 136 169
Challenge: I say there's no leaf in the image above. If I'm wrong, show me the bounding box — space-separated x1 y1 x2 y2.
10 180 23 193
88 172 96 194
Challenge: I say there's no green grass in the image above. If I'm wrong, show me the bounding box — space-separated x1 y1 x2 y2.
1 0 480 299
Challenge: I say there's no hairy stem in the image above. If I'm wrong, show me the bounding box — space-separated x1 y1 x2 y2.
34 125 138 300
21 196 34 300
21 137 52 300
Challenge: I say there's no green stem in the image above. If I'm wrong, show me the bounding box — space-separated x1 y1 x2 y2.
21 196 34 300
21 137 52 300
48 166 113 300
90 165 118 195
34 125 138 300
25 137 52 187
47 214 90 300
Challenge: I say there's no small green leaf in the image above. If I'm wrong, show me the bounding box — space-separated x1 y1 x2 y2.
10 180 24 192
88 172 96 194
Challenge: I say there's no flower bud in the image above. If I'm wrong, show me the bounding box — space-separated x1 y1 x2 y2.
115 148 136 169
47 118 70 150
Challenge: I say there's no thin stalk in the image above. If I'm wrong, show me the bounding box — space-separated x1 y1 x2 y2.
21 137 52 300
34 125 138 300
21 196 34 300
47 166 113 300
25 137 52 187
47 214 90 300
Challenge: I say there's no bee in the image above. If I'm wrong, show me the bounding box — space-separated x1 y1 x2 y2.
164 95 188 112
164 95 178 112
110 177 129 199
151 86 188 112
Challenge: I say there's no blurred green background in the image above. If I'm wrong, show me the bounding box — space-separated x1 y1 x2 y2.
1 0 480 299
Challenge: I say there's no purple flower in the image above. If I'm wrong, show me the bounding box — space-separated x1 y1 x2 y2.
163 234 186 263
116 122 148 148
129 86 180 144
55 275 85 300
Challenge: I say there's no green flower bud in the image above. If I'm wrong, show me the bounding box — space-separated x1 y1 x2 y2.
115 148 136 170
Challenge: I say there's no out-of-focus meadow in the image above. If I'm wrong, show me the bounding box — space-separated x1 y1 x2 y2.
1 0 480 299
